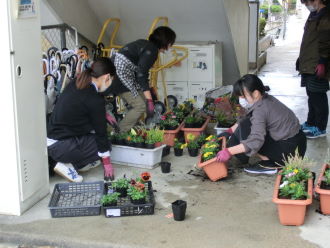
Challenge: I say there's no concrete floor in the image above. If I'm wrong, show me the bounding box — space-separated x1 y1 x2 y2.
1 14 330 248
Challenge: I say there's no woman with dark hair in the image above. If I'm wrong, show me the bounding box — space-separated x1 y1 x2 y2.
298 0 330 138
47 58 116 182
216 74 307 175
107 26 176 132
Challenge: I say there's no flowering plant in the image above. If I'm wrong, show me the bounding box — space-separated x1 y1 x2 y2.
159 112 180 130
127 172 150 201
173 138 187 150
278 151 313 200
199 135 224 162
323 169 330 185
215 96 245 128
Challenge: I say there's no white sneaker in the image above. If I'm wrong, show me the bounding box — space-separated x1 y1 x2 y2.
78 160 102 172
54 162 83 183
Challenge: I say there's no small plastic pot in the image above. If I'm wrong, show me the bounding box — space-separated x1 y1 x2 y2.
145 143 155 149
188 148 199 157
116 187 128 197
172 200 187 221
174 148 183 156
131 198 146 205
160 162 171 173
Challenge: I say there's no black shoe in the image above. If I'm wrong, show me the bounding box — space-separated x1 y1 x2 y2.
244 160 282 175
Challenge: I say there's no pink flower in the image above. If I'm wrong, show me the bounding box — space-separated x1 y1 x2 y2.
172 115 176 119
161 116 166 120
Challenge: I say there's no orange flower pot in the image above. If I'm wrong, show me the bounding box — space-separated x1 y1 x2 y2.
197 137 227 182
315 164 330 215
182 116 211 143
162 123 184 147
272 175 313 226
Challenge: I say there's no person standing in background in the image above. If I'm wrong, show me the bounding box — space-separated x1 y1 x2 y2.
298 0 330 138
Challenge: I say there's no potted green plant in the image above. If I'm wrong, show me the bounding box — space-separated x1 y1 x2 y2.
182 112 211 143
173 138 187 156
112 178 130 197
315 163 330 215
132 135 144 148
146 127 164 148
187 134 199 157
196 133 207 148
272 151 313 226
127 183 147 204
100 192 120 207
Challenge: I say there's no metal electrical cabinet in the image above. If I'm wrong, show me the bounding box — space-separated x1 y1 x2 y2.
157 42 222 108
0 0 49 215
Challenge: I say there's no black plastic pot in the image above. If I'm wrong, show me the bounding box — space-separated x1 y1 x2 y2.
136 142 145 148
174 148 183 156
116 187 128 197
321 181 330 190
188 148 199 157
165 125 178 130
160 162 171 173
117 139 124 145
172 200 187 221
145 143 155 149
162 146 171 157
184 123 195 128
103 201 117 207
131 198 146 205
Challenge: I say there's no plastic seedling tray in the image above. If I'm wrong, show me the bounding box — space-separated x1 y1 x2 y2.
48 181 103 218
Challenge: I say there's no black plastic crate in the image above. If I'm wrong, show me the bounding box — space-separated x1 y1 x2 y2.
48 181 104 218
103 181 155 217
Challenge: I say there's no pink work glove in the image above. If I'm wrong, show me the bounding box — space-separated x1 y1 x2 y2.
106 113 117 125
102 156 114 181
216 148 232 163
315 64 326 79
146 99 155 117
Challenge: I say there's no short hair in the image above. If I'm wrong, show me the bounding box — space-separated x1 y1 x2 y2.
149 26 176 49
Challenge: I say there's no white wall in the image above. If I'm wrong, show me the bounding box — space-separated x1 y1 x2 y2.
43 0 103 43
40 0 61 26
249 1 259 66
223 0 249 76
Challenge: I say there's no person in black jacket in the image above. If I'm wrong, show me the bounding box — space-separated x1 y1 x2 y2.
108 26 176 132
47 58 116 182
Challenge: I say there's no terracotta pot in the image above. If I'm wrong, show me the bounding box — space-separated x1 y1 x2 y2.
272 175 313 226
182 116 211 143
197 137 227 181
155 142 162 147
162 123 184 147
315 164 330 215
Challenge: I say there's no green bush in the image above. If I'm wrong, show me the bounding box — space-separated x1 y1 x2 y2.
270 4 283 13
259 17 267 38
260 4 269 19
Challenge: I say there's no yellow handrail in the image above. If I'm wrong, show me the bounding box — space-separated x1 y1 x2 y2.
97 18 122 57
147 17 169 38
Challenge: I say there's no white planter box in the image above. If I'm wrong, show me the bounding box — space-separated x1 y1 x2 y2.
214 124 228 135
111 145 166 169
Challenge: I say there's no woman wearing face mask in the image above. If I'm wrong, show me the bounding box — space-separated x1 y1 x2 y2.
298 0 330 138
106 26 176 132
47 58 116 182
216 74 307 175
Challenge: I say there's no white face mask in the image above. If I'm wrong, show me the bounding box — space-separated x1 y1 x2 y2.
239 98 252 109
306 5 317 12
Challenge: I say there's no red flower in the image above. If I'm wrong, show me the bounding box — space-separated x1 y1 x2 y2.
161 116 166 120
214 97 222 104
141 172 151 181
130 179 136 185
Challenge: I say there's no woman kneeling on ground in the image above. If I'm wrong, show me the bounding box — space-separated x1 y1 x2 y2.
47 58 115 182
216 74 307 175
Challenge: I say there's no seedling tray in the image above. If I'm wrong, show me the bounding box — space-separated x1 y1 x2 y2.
48 181 103 218
103 181 155 218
